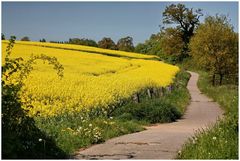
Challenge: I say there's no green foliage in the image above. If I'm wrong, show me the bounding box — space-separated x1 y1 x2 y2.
117 36 135 52
178 115 238 159
40 38 46 42
177 70 238 159
2 33 6 40
135 33 163 56
160 28 185 63
161 3 203 61
112 70 190 123
112 99 181 123
68 38 98 47
163 3 203 46
2 36 66 158
35 114 144 155
21 36 30 41
134 43 149 54
98 37 117 50
190 15 238 85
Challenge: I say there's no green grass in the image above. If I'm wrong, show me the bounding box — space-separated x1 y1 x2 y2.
33 70 191 158
112 70 191 123
35 116 144 156
177 70 238 159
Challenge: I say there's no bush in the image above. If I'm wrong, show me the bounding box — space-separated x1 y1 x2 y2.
2 36 66 159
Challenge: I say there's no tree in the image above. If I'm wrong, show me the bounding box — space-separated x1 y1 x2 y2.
117 36 134 52
190 15 238 85
163 3 203 57
98 37 117 50
21 36 30 41
40 38 46 42
160 28 185 63
135 33 163 56
2 33 6 40
68 38 98 47
134 43 148 54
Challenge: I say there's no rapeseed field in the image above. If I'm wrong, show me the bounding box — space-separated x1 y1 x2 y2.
2 41 179 117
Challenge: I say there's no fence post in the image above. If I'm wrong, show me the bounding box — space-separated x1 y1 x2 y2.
153 87 159 98
147 88 152 99
133 93 140 103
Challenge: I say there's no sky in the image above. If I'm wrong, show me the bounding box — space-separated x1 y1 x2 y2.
2 1 239 45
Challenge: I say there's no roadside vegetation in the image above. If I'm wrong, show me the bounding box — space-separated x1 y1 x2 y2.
177 14 238 159
177 70 238 159
35 70 190 157
2 37 190 158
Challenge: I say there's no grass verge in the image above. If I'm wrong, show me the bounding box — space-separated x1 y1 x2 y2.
177 70 238 159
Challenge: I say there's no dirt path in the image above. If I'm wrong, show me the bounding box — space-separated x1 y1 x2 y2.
74 71 224 159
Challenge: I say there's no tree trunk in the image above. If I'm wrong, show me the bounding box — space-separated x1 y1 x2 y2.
212 73 215 86
219 74 224 85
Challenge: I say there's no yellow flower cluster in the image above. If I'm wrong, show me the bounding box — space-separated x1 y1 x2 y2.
2 42 179 117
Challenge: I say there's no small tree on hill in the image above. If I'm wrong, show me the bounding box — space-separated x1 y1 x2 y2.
98 37 117 50
2 33 6 40
40 38 46 42
117 36 134 52
21 36 30 41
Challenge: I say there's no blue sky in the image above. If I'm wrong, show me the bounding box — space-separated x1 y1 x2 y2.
2 2 238 45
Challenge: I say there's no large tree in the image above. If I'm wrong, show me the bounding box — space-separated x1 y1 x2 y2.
190 15 238 85
163 3 203 56
117 36 134 52
98 37 117 50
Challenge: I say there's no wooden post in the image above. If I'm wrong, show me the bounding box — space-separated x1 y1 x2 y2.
147 88 152 99
153 88 159 98
133 93 140 103
159 87 164 97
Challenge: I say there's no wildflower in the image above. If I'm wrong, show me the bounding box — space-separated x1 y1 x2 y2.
89 124 92 127
39 138 42 142
192 140 196 144
212 136 217 140
110 117 113 119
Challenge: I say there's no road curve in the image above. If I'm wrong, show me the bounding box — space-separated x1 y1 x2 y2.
74 71 224 159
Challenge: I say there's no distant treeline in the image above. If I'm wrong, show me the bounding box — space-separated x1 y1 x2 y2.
2 34 135 53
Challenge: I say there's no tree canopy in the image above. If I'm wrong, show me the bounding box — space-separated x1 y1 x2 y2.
190 15 238 85
21 36 30 41
160 28 185 63
163 3 203 56
40 38 46 42
98 37 117 50
117 36 135 52
2 33 6 40
68 38 98 47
